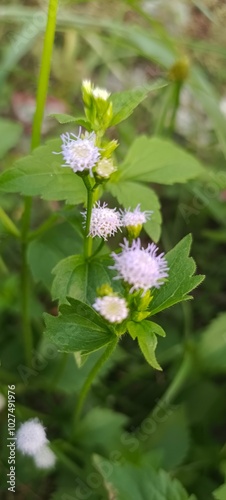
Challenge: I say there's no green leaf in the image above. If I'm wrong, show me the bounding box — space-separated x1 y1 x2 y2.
141 407 190 470
0 138 86 204
127 320 164 370
198 313 226 373
27 221 83 288
94 456 196 500
44 298 115 355
150 234 204 316
0 119 22 159
51 113 90 129
107 180 161 242
110 81 168 126
213 484 226 500
118 136 204 184
52 255 122 305
75 408 128 455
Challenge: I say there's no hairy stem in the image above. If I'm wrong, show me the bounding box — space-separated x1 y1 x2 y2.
83 176 95 258
21 0 58 366
74 338 118 424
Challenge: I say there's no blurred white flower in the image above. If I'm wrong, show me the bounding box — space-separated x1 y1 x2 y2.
33 443 56 469
0 393 6 412
16 418 47 456
58 130 100 175
93 295 129 323
110 238 169 293
82 202 122 240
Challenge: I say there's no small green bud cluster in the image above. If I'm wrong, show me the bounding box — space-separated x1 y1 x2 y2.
82 80 113 132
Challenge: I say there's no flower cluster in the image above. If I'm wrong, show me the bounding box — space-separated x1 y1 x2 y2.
82 203 151 241
16 418 56 469
54 80 170 328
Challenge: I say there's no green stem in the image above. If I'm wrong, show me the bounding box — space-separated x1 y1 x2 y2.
28 213 59 241
21 0 58 366
83 176 95 258
0 255 8 275
90 238 105 259
0 207 20 238
31 0 59 150
155 353 192 409
50 443 85 477
21 197 33 366
154 85 173 136
168 81 182 135
74 338 118 424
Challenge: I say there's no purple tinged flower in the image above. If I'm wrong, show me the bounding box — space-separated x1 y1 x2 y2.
110 238 169 293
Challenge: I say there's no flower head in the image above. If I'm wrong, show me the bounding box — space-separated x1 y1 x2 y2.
121 204 152 227
82 202 122 240
93 295 129 323
59 129 100 175
33 443 56 469
110 239 169 293
16 418 47 456
95 158 117 179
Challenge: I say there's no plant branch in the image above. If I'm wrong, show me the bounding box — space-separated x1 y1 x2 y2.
0 207 20 238
74 338 118 425
83 176 95 259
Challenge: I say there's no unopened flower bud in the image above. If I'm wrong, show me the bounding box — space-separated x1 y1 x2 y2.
169 56 190 82
95 158 117 179
96 284 114 297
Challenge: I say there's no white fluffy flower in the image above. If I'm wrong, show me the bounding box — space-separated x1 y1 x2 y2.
93 295 128 323
16 418 47 456
58 130 100 175
121 204 152 227
95 158 117 179
110 238 169 293
83 202 122 240
33 443 56 469
0 393 6 412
